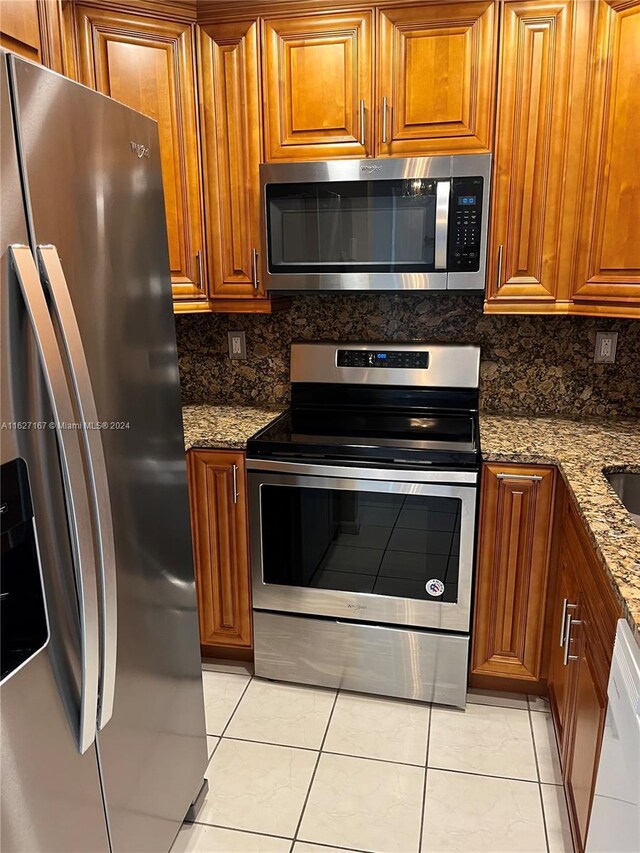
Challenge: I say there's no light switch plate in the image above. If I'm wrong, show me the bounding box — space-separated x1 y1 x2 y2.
593 331 618 364
228 331 247 360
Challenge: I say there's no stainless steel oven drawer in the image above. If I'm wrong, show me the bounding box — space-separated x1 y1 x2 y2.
254 610 469 708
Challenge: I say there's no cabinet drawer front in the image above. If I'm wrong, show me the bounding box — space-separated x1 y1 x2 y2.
188 450 252 648
262 12 373 161
472 464 555 681
376 1 496 157
75 6 205 300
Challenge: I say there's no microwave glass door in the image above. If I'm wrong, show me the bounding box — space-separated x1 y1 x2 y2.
266 179 448 274
260 485 461 604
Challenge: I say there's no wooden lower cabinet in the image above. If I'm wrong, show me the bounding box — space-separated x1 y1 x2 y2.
187 449 253 652
547 496 622 852
471 464 555 686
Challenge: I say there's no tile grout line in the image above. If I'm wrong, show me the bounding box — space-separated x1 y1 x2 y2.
528 705 552 853
186 819 293 843
290 689 340 852
217 673 254 739
417 704 433 853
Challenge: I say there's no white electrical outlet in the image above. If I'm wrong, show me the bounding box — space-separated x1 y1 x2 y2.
593 331 618 364
228 331 247 360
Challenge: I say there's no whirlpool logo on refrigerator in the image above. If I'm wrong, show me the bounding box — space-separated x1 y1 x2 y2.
130 141 150 159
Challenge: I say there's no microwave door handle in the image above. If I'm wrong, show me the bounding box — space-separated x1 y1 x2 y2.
37 245 117 732
435 180 450 270
10 245 100 754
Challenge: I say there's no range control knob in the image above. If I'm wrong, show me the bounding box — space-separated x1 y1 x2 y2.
368 353 375 366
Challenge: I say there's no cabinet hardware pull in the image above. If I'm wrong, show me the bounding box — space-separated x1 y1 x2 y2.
563 616 583 666
559 598 578 647
496 244 504 289
496 473 543 481
196 250 204 288
232 464 239 504
359 99 365 147
382 96 389 144
251 248 259 290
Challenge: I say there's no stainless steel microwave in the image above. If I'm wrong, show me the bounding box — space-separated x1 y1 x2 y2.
260 154 492 292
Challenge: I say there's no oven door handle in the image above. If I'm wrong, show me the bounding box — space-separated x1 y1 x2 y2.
247 458 478 485
434 180 450 270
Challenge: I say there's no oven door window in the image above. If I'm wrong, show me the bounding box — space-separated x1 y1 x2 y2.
260 486 461 603
266 179 441 274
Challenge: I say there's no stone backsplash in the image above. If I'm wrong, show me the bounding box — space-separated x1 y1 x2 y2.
175 293 640 417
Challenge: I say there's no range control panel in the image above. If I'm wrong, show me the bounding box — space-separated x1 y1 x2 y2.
337 350 429 369
448 176 483 272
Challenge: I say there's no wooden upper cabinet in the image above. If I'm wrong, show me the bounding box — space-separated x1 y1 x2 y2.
187 450 253 650
198 19 266 302
1 0 43 61
1 0 64 71
571 0 640 313
73 5 206 301
262 12 373 161
376 2 497 157
472 464 555 683
486 0 577 305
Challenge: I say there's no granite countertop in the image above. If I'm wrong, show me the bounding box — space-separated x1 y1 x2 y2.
479 414 640 640
182 402 640 640
182 403 284 451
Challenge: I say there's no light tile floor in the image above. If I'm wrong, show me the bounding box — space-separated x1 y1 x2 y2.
171 670 572 853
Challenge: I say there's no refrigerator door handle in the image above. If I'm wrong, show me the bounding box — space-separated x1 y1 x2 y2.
9 245 100 754
37 245 117 731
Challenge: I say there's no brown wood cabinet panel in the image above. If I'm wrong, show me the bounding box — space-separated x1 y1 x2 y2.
74 5 205 300
547 542 580 755
472 464 555 682
565 616 608 851
376 2 496 157
1 0 42 60
198 19 267 303
486 0 577 305
547 488 623 851
187 450 252 650
1 0 64 70
262 12 373 160
572 0 640 313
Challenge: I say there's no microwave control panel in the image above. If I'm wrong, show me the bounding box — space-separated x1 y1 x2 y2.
337 350 429 369
448 177 483 272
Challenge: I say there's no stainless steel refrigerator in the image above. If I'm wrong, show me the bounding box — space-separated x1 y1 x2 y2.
0 52 208 852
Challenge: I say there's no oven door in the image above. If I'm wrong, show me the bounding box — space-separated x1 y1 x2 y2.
248 462 477 632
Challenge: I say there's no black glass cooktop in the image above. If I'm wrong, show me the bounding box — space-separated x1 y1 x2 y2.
248 407 479 469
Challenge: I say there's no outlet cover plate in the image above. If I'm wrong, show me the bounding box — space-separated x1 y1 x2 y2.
594 331 618 364
228 331 247 360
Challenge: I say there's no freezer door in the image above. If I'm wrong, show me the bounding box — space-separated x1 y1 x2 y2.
9 56 207 852
0 53 109 853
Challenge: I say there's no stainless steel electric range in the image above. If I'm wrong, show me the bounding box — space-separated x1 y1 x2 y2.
246 342 481 707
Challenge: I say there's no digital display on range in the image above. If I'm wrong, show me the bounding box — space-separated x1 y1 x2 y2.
458 196 476 205
337 350 429 369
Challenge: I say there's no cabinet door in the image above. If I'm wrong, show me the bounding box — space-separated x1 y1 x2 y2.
571 0 640 314
187 450 252 649
376 2 497 157
199 20 265 302
262 12 373 161
1 0 64 71
547 547 580 753
471 464 555 682
74 6 206 301
486 0 578 305
564 615 608 850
